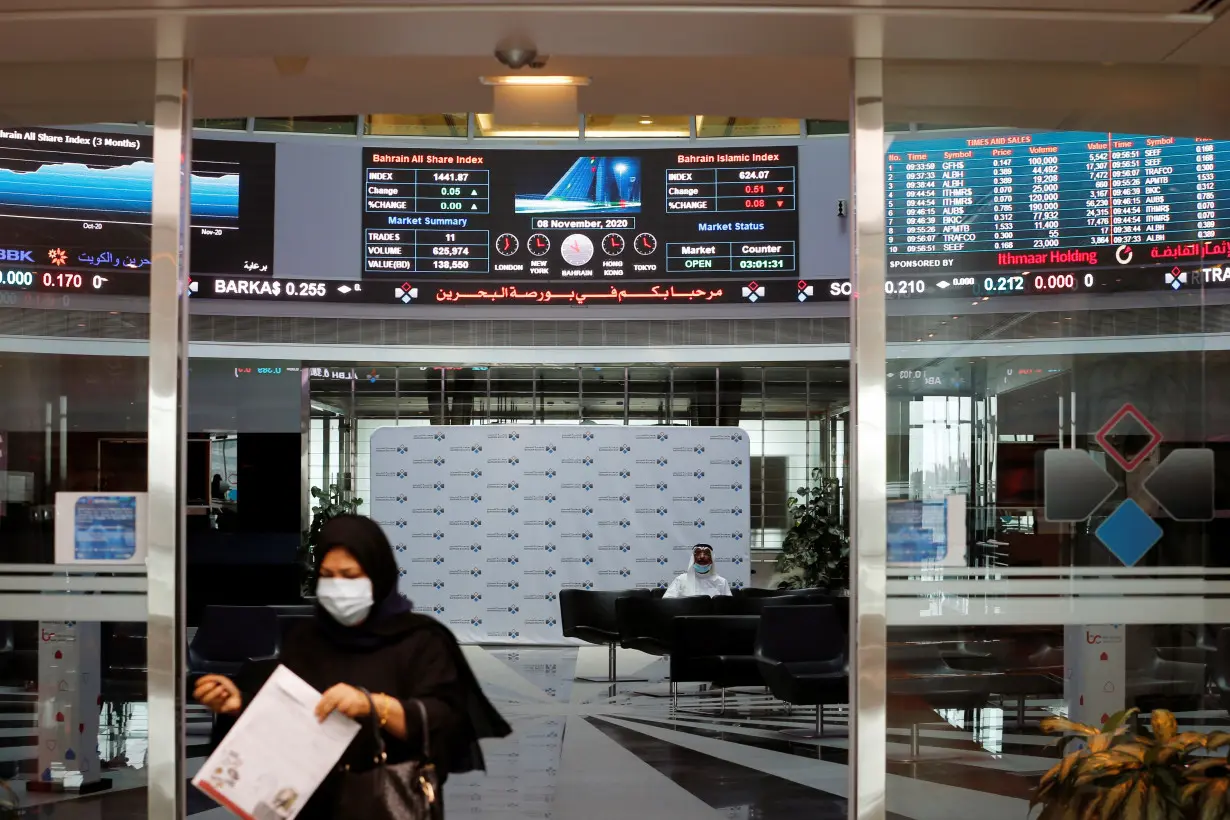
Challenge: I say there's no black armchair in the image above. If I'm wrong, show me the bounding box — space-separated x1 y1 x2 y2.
886 644 995 761
187 606 281 685
671 615 763 708
1215 628 1230 714
616 596 716 656
559 588 652 682
755 605 848 737
0 622 35 689
716 591 844 617
269 604 315 649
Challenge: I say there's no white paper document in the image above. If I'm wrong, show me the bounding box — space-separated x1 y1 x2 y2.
192 665 361 820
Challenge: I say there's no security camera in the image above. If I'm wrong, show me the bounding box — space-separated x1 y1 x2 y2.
494 45 548 70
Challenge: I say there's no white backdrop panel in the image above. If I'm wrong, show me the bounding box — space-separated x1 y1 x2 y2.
370 425 751 644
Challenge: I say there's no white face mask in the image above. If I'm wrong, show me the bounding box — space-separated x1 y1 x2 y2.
316 577 374 626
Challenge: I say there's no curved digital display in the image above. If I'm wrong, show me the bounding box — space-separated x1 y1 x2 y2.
361 146 800 305
0 126 275 277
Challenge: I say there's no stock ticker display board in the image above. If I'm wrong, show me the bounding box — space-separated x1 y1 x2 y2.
883 130 1230 299
0 126 275 280
359 146 801 306
7 129 1230 308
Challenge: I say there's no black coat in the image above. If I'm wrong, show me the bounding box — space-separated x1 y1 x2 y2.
213 613 510 820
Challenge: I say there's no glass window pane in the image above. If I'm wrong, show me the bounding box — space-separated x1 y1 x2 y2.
805 119 849 135
253 116 357 135
0 319 153 804
364 114 468 137
473 113 579 139
695 116 800 138
870 89 1230 815
584 115 690 138
193 118 247 130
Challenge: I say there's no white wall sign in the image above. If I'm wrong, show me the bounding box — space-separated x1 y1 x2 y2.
54 492 147 566
370 425 752 644
1064 623 1126 731
37 621 102 788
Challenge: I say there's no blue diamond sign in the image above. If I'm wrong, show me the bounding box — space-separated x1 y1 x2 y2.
1095 499 1163 566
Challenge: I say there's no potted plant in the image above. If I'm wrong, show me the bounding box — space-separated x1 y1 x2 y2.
1034 708 1230 819
0 779 14 818
299 484 364 596
775 467 849 591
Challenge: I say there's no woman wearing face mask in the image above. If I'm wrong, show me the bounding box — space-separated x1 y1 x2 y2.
193 514 510 819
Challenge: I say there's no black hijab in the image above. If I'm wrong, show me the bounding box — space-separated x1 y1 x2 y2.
313 514 511 772
315 514 414 649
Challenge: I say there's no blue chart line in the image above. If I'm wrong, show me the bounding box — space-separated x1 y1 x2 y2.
0 158 240 227
514 156 641 214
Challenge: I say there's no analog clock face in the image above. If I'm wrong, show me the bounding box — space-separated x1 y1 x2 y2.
527 233 551 257
495 233 519 256
634 233 658 255
601 233 625 256
561 234 595 267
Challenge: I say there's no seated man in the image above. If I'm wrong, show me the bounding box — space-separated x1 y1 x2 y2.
663 544 733 599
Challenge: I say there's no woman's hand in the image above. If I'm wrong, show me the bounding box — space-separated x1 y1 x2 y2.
315 683 373 723
194 675 242 715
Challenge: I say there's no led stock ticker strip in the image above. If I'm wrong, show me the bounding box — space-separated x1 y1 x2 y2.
2 264 1230 307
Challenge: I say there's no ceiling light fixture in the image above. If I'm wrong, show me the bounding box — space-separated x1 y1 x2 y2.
480 75 591 87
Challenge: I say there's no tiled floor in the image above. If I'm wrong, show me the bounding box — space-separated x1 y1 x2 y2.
1 646 1213 819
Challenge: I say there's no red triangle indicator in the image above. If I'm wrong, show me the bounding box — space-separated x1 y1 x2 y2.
776 200 784 207
777 186 784 193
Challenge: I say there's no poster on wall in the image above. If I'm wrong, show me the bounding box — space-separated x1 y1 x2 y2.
369 425 752 644
54 492 147 566
886 495 967 567
1064 623 1126 732
36 620 102 790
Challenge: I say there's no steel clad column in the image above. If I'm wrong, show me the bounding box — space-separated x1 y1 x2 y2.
146 56 191 820
849 56 888 820
301 367 312 534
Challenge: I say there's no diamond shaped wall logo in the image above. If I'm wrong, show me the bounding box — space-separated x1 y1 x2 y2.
1094 403 1162 472
1095 499 1163 566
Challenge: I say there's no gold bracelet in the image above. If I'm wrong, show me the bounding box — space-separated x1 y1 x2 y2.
376 694 389 727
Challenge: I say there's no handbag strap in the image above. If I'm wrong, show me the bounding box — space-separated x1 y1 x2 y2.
358 688 388 764
358 689 431 762
410 699 431 759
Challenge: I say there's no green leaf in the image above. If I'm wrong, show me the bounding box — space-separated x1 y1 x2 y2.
1187 759 1229 777
1120 780 1148 820
1089 732 1117 754
1041 716 1100 737
1199 780 1229 820
1079 793 1104 820
1107 743 1147 765
1099 781 1135 820
1180 782 1207 807
1204 732 1230 752
1101 709 1139 735
1151 710 1178 744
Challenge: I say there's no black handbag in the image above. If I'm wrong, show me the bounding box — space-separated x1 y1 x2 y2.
335 691 441 820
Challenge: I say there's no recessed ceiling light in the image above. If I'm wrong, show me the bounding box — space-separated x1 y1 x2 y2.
479 75 590 87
